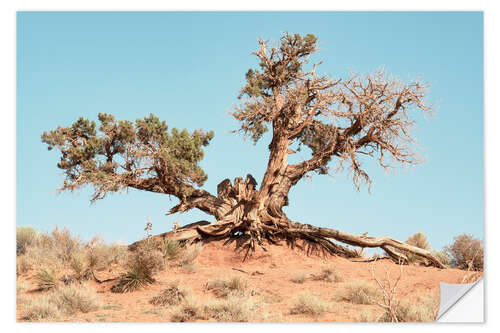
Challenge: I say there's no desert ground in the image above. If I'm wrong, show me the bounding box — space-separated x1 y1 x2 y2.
16 230 482 323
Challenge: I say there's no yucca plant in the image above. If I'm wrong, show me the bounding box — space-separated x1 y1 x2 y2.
35 267 57 291
111 266 155 293
161 239 181 260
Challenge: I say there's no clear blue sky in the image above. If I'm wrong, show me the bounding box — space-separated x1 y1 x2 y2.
17 12 483 251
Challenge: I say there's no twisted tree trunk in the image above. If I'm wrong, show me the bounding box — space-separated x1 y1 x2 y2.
130 174 447 269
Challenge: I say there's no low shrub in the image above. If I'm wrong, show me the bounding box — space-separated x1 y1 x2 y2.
378 292 439 322
203 296 255 322
445 233 484 271
290 272 308 284
16 255 32 276
336 280 380 304
23 298 60 321
50 283 102 315
16 226 38 255
179 242 204 265
311 266 343 283
170 295 204 322
432 249 452 267
206 277 247 298
405 232 431 250
21 283 101 321
290 292 330 316
150 282 189 307
404 232 431 265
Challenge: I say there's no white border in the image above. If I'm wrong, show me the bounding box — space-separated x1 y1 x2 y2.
3 1 497 332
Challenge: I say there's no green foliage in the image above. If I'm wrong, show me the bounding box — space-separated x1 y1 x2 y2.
234 32 318 144
16 226 38 255
42 113 214 201
240 33 318 99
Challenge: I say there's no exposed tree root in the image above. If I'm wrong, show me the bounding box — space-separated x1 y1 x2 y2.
128 219 446 269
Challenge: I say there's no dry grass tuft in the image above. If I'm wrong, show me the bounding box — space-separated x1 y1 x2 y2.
50 283 102 315
179 242 204 264
150 282 189 307
203 296 255 322
170 295 205 322
290 272 308 284
160 239 182 260
290 292 331 316
23 298 61 321
16 255 32 276
336 279 380 304
378 292 439 322
22 283 101 321
205 277 247 298
311 266 343 283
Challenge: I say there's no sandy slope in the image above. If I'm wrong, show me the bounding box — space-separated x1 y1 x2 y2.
16 239 481 322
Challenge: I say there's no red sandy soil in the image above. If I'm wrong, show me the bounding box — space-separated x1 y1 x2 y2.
16 239 482 322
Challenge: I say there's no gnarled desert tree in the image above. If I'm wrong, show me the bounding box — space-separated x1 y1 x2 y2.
42 33 445 268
